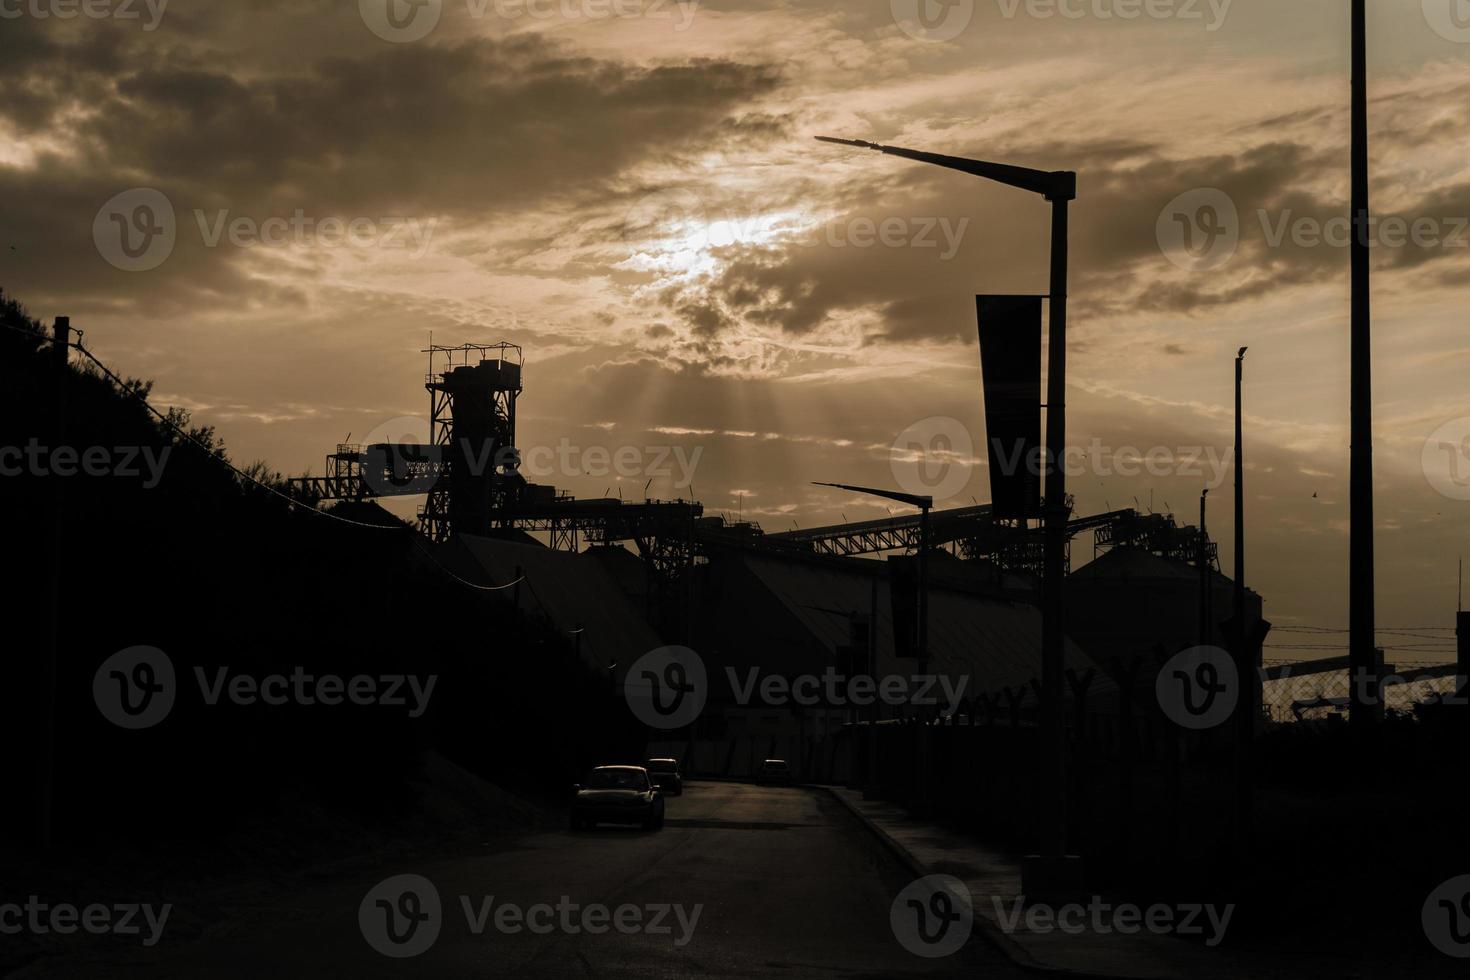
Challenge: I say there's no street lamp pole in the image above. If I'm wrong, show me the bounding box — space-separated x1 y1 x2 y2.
814 481 933 809
813 481 933 676
815 138 1078 885
1040 177 1073 872
1233 345 1253 862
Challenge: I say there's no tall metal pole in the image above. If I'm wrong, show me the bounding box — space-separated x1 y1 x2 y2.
1457 609 1469 708
1199 489 1210 647
37 315 70 849
918 503 930 681
866 573 879 798
1234 347 1253 859
1349 0 1381 727
916 501 931 808
811 135 1077 874
1234 350 1245 636
1040 195 1070 861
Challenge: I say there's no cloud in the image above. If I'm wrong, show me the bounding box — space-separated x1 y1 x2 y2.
1 25 781 311
5 3 1470 637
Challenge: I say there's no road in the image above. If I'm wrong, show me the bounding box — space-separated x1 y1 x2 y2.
10 782 1028 979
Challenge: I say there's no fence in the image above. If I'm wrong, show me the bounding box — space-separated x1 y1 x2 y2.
1261 660 1462 722
831 667 1470 930
843 701 1240 896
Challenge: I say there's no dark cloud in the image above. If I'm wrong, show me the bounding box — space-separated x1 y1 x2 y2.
649 138 1342 347
1 23 781 312
664 123 1470 343
60 37 778 215
3 0 1467 640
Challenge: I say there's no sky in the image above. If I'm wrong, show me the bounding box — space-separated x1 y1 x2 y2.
4 0 1469 658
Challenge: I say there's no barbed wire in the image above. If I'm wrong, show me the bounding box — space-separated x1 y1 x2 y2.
0 320 49 339
1261 669 1461 722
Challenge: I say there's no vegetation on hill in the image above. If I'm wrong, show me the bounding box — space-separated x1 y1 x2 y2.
1 289 639 859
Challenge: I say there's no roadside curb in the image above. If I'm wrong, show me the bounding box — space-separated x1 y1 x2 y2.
818 785 1155 980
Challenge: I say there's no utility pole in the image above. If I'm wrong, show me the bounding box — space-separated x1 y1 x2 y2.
1348 0 1381 727
37 315 70 849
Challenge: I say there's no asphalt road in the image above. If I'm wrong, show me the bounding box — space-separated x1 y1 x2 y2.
11 783 1029 979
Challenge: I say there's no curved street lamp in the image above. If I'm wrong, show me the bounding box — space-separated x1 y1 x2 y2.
815 135 1079 887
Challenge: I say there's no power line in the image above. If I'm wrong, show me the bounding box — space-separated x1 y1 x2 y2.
1275 628 1458 637
407 535 525 593
70 340 523 595
74 341 399 531
1265 643 1454 650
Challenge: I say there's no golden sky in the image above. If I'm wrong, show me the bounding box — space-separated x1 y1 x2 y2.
5 0 1470 650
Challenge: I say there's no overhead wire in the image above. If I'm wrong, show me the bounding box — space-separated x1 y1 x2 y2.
68 339 524 594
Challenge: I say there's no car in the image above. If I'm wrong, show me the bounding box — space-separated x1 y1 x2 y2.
756 759 793 785
644 758 684 796
570 765 665 831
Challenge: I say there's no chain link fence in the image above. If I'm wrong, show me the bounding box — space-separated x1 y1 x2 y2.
1261 660 1461 722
